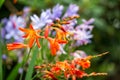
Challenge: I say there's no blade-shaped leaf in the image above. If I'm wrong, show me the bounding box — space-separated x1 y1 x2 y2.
25 47 38 80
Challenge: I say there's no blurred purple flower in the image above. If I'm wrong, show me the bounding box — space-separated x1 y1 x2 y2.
18 67 23 74
63 4 79 18
63 19 77 31
22 6 31 17
1 18 8 24
72 18 94 46
30 9 52 29
2 54 7 60
72 50 87 58
82 18 95 25
76 18 94 31
62 4 79 31
51 4 64 20
4 15 26 42
1 28 6 39
73 29 93 46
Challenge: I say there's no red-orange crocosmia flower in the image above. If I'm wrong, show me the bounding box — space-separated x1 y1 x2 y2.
74 58 91 70
19 24 43 48
44 25 50 38
51 66 61 75
52 27 68 42
43 71 58 80
47 37 67 56
7 42 27 50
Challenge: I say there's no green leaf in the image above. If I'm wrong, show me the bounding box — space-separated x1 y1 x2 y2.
0 0 5 8
7 63 22 80
25 47 38 80
0 40 3 80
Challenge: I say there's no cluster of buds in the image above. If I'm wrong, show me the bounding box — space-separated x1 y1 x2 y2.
35 52 108 80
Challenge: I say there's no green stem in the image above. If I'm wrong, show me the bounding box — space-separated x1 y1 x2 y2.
19 48 32 80
0 43 2 80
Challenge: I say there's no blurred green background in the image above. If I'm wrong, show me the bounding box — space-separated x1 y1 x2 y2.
0 0 120 80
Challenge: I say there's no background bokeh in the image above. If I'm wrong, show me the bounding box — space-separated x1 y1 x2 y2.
0 0 120 80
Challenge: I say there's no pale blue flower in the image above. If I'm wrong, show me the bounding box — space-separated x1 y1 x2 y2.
51 4 64 20
63 4 79 18
4 15 26 42
72 50 87 58
72 18 94 46
30 9 52 29
2 54 7 60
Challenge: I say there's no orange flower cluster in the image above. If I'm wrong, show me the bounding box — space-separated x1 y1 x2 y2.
7 24 43 50
35 52 108 80
7 16 79 56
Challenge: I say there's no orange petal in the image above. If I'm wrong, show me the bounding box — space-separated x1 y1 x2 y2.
7 42 27 50
29 37 35 48
57 39 68 44
44 26 50 38
36 38 40 48
19 27 28 32
29 24 34 30
22 34 29 38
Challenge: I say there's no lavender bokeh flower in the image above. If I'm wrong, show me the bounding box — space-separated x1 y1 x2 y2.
22 6 31 18
62 4 79 31
73 30 93 46
63 4 79 18
4 15 26 42
50 4 64 20
18 67 23 74
0 7 31 42
72 50 87 58
2 54 7 60
72 18 94 46
30 9 52 29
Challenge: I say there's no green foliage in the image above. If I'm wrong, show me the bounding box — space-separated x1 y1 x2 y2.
0 0 4 8
25 47 38 80
0 40 3 80
7 63 21 80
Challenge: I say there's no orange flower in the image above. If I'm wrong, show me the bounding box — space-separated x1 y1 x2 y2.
51 66 61 75
52 27 68 42
43 71 58 80
56 61 70 70
47 37 67 56
7 42 27 50
44 25 50 38
19 24 43 48
74 58 91 70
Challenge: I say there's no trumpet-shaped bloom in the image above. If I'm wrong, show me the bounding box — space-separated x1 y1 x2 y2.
74 58 91 70
7 42 27 50
19 24 42 48
47 37 67 56
52 27 68 41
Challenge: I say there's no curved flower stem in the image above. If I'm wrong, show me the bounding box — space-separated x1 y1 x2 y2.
19 47 33 80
